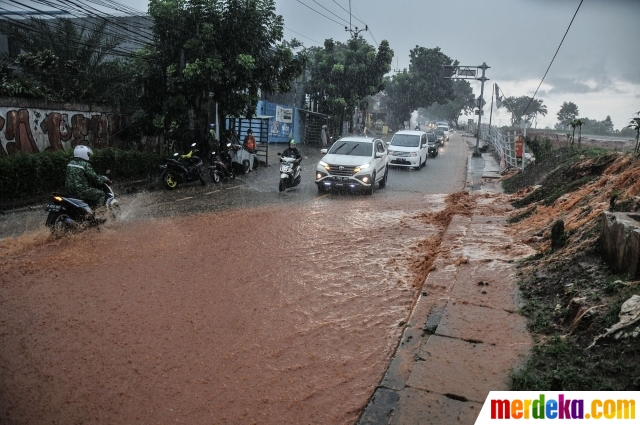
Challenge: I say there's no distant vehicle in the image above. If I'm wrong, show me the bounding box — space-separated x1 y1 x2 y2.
435 129 445 145
436 125 449 141
387 130 428 170
315 137 389 195
436 121 448 128
426 132 439 157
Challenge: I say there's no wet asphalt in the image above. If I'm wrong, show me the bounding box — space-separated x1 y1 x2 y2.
0 132 470 240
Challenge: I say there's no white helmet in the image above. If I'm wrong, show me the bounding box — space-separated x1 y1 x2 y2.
74 145 93 161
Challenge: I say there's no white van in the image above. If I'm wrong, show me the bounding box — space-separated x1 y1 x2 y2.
387 130 428 170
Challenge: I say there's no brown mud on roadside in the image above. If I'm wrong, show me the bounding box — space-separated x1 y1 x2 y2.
0 193 471 425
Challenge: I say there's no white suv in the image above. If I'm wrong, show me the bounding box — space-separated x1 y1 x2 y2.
315 137 389 195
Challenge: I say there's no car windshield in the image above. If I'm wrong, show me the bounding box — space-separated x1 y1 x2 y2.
437 126 448 132
329 141 372 156
390 134 420 147
435 130 444 136
426 132 436 142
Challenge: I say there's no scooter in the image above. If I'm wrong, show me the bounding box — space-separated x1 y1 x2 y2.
160 142 206 190
209 142 237 183
278 153 301 192
45 176 120 235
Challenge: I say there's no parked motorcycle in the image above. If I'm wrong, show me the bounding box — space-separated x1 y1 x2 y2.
209 142 237 183
45 176 120 235
278 153 301 192
160 142 206 190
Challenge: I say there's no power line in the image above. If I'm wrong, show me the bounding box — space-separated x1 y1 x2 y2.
521 0 583 117
307 0 350 26
331 0 366 27
284 25 321 45
294 0 345 27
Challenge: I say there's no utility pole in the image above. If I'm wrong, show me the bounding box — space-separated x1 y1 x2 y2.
442 62 490 157
344 0 367 38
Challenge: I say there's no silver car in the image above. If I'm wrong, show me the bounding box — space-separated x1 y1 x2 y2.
315 137 389 195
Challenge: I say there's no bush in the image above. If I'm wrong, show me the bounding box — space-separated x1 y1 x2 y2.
0 148 160 202
526 136 553 160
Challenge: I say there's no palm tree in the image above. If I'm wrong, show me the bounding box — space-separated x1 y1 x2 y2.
575 118 585 148
627 111 640 154
570 119 578 148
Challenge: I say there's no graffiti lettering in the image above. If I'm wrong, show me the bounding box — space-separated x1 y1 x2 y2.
5 109 38 154
40 112 72 151
0 106 147 155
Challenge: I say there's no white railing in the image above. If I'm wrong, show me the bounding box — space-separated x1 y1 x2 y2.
468 123 520 172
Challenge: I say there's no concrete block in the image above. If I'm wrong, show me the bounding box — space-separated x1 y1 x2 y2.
388 388 482 425
600 212 640 277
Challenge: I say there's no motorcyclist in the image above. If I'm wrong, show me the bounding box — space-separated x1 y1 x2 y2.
281 139 301 167
65 145 110 207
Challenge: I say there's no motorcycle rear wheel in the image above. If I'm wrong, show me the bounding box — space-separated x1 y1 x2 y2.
162 171 179 190
47 212 73 237
211 170 221 184
242 160 250 174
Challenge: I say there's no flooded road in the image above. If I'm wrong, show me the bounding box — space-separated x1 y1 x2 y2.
1 134 470 424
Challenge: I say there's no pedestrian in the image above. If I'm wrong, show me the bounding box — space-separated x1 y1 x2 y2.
320 124 328 147
243 128 256 152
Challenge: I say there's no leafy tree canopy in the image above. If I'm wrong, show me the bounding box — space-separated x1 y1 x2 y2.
304 36 393 127
422 79 474 128
0 17 130 103
556 101 579 128
143 0 306 136
500 95 547 126
384 46 456 125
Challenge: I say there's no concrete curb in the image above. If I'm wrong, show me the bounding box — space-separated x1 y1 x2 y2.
357 134 533 425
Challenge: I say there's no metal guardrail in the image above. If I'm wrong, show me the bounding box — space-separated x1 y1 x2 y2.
469 123 520 172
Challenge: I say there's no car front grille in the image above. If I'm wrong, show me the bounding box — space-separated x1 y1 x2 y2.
327 164 357 176
391 151 411 157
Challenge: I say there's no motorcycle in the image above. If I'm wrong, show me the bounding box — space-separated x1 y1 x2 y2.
160 142 206 190
209 142 237 183
45 176 120 235
278 153 301 192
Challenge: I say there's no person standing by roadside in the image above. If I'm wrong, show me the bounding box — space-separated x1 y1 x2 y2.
320 124 329 147
243 128 256 152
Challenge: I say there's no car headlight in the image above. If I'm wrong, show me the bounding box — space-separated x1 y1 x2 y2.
388 150 394 155
354 162 370 173
410 152 418 157
318 160 330 171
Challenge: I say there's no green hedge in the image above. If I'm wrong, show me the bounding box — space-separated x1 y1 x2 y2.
0 148 161 201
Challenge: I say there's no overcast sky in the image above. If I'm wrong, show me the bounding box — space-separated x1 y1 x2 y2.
129 0 640 130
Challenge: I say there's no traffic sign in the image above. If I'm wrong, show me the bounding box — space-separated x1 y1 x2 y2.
476 97 486 108
474 110 484 116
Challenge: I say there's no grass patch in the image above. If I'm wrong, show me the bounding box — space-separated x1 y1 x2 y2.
508 206 537 223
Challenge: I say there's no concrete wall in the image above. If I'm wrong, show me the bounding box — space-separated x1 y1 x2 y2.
0 98 157 156
600 211 640 278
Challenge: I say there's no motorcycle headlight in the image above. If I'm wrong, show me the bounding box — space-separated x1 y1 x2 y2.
354 162 370 173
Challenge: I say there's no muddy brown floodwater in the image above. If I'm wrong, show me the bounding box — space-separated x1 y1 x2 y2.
1 193 451 425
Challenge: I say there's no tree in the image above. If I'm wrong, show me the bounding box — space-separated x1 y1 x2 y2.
383 70 416 127
556 101 579 128
500 96 547 126
422 79 474 128
143 0 306 141
627 111 640 154
384 46 456 125
0 17 129 103
304 36 393 131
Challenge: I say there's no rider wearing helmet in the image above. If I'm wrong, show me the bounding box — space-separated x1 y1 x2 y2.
282 139 301 165
65 145 110 207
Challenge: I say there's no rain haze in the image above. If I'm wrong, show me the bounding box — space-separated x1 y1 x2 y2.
124 0 639 131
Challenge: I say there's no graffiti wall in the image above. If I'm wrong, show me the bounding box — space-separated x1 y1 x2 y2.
0 106 134 157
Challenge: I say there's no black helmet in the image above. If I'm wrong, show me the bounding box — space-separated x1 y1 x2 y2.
247 128 253 134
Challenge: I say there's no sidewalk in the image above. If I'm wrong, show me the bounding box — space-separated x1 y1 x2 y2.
358 134 535 425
